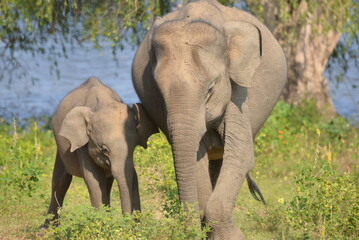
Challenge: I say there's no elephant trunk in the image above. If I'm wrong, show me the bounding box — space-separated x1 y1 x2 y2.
167 104 206 213
111 153 136 214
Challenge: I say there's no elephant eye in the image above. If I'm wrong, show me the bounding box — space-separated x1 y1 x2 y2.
208 80 216 95
101 145 110 155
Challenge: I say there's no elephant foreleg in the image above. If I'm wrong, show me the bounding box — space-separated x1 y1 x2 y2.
44 151 73 227
205 101 254 240
77 148 109 207
197 141 213 222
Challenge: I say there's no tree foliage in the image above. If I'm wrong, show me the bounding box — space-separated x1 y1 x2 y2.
247 0 358 70
1 0 358 109
2 0 355 50
246 0 358 109
0 0 161 81
1 1 155 54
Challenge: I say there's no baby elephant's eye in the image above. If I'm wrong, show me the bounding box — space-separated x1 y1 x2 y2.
208 81 215 94
101 145 110 155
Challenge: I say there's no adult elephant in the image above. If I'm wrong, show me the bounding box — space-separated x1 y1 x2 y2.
132 0 287 239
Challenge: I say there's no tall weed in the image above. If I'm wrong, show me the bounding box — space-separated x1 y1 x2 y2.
285 162 358 239
284 130 358 239
0 119 44 201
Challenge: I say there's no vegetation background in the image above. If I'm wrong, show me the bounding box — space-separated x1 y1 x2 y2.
0 0 358 239
0 100 358 239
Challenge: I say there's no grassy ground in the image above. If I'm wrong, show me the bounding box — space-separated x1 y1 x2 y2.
0 100 358 239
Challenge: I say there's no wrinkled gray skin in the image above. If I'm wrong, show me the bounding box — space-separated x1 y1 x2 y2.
132 0 287 239
44 77 158 226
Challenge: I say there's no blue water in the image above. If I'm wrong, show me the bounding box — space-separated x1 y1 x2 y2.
0 42 138 121
0 41 358 125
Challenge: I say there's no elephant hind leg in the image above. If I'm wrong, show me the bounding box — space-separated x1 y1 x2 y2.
105 176 114 207
208 159 222 189
131 168 141 212
205 102 254 240
44 151 73 227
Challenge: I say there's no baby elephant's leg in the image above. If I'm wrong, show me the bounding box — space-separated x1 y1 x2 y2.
131 168 141 211
44 151 73 227
105 176 114 206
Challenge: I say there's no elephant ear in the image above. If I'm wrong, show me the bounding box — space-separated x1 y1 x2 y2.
148 16 164 51
148 16 165 71
59 106 93 152
132 103 159 149
224 21 262 87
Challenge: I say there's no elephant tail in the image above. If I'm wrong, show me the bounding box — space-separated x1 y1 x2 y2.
246 173 266 205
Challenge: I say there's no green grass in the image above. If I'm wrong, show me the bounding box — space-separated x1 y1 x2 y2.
0 100 358 239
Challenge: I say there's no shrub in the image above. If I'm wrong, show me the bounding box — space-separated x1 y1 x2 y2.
282 128 358 239
44 205 209 240
134 132 182 216
235 101 358 239
0 100 358 239
284 161 358 239
0 119 44 201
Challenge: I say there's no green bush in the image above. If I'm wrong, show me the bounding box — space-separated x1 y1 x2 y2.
235 101 358 240
134 132 182 216
0 119 45 200
284 160 358 239
254 100 356 176
44 205 209 240
0 100 358 239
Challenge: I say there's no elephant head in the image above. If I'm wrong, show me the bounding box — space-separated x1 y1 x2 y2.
148 17 262 205
58 102 158 213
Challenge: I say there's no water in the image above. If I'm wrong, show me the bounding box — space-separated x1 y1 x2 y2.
0 43 139 122
0 42 358 125
327 62 359 124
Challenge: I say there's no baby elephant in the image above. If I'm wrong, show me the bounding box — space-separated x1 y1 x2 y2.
44 77 158 226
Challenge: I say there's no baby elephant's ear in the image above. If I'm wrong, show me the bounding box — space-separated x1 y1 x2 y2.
59 106 93 152
132 103 159 149
224 21 262 87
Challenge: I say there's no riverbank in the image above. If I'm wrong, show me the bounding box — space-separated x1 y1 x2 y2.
0 100 358 239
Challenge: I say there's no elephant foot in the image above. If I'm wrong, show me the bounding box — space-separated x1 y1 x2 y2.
37 225 49 238
208 226 244 240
